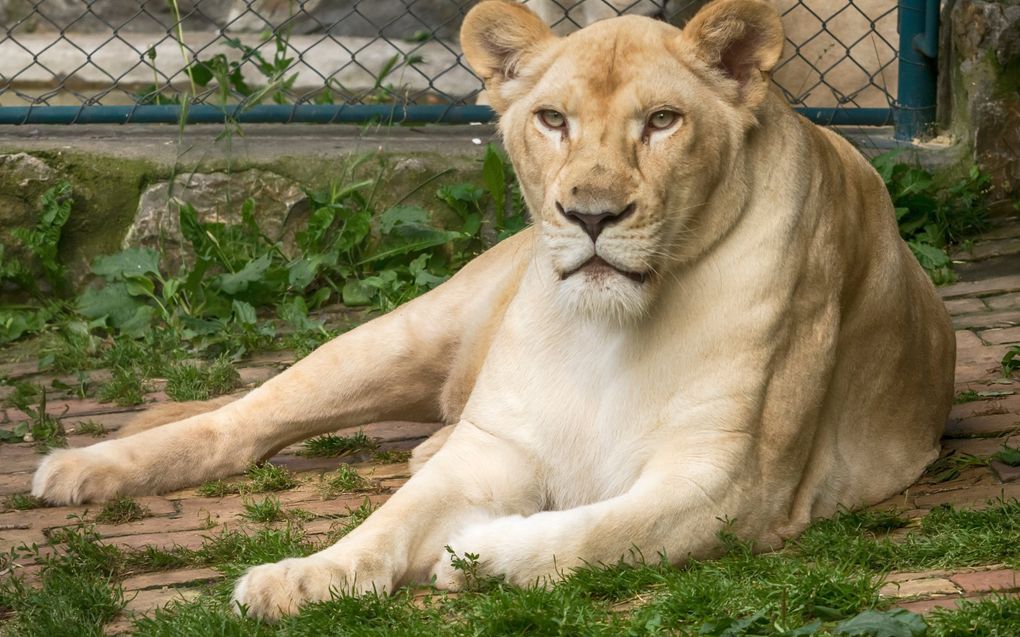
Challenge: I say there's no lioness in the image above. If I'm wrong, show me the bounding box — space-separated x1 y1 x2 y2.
32 0 954 621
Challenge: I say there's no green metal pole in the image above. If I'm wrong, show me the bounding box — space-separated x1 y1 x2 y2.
895 0 940 140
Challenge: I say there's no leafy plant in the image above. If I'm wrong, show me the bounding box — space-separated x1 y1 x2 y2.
872 152 990 285
1002 345 1020 377
0 385 67 450
0 181 73 343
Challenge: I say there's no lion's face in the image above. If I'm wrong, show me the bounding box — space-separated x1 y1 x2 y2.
462 0 784 322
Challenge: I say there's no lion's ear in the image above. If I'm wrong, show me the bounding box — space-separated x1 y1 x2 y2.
680 0 784 106
460 0 554 110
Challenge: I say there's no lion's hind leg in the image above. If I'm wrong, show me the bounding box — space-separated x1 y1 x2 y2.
116 394 241 438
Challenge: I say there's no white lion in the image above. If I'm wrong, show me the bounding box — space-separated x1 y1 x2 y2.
33 0 953 621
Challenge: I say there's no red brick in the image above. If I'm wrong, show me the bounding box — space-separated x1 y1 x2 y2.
944 298 988 315
950 569 1020 593
941 274 1020 300
945 413 1020 437
121 567 221 591
879 577 959 598
896 596 964 613
980 326 1020 345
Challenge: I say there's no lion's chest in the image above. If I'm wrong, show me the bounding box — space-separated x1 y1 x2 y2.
462 307 679 509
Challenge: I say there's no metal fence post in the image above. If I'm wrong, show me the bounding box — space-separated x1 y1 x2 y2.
895 0 940 140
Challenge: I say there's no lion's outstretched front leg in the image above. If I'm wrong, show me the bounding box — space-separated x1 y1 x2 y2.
433 431 756 588
32 231 533 504
231 422 542 621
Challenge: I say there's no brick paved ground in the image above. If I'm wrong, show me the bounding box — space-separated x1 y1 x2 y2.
2 218 1020 627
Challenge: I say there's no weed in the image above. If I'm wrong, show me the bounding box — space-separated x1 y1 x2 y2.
955 390 981 403
319 465 371 498
164 357 240 402
873 152 991 284
326 497 378 542
991 444 1020 467
924 451 989 483
195 479 237 498
71 420 108 437
196 463 298 497
94 496 150 525
372 449 413 464
240 496 285 523
2 493 44 510
1003 345 1020 377
121 546 195 573
301 430 377 458
1 385 68 451
245 463 299 493
97 366 147 406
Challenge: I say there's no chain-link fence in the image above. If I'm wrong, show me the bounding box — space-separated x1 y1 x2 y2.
0 0 905 125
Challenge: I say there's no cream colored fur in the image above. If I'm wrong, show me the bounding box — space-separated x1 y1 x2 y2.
32 0 954 621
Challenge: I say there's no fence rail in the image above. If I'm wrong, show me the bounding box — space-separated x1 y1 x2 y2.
0 0 938 137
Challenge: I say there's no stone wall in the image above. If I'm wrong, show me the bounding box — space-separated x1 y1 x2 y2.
940 0 1020 201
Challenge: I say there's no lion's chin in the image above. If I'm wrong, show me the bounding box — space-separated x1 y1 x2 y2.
554 268 653 325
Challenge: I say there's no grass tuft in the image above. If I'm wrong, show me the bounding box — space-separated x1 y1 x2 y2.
372 449 413 464
240 496 285 523
94 496 150 525
300 430 378 458
97 366 148 406
196 463 299 498
71 419 108 437
3 493 44 510
164 358 240 402
319 465 371 498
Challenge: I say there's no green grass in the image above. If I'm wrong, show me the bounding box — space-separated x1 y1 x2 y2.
372 449 412 464
164 358 241 402
928 594 1020 636
240 496 285 523
2 493 44 510
300 431 377 458
70 420 108 437
196 463 299 498
97 366 147 406
94 496 150 525
319 465 371 498
6 501 1020 636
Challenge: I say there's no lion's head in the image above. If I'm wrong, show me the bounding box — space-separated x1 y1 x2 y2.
461 0 784 323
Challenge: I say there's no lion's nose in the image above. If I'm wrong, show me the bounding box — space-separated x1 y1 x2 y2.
556 202 636 242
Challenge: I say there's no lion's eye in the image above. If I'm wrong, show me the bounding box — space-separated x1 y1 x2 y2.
647 110 679 130
537 109 566 129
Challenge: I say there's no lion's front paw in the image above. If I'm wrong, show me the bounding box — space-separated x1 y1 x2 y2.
433 515 553 589
31 446 127 505
232 555 392 622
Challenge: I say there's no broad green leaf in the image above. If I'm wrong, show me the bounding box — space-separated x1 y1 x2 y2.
77 282 147 327
288 257 322 290
835 609 926 637
993 444 1020 467
482 144 506 224
125 275 155 297
118 305 155 338
341 279 373 306
232 299 257 326
91 248 160 281
379 205 431 235
908 241 950 271
217 253 273 295
358 230 461 266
